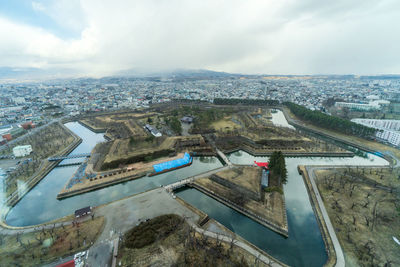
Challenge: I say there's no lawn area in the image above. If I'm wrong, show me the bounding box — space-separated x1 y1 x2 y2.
99 135 203 170
314 168 400 266
215 166 261 194
211 117 242 132
0 217 105 267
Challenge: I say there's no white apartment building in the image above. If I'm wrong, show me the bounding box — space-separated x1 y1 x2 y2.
351 119 400 131
352 118 400 146
13 145 32 157
335 100 390 111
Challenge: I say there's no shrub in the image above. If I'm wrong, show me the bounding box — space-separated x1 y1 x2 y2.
264 186 283 194
124 214 183 249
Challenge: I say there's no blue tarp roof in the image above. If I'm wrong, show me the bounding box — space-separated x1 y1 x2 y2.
153 152 192 173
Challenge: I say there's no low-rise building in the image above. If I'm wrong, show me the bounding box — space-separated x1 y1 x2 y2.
352 118 400 147
13 145 32 157
335 101 381 111
144 124 162 137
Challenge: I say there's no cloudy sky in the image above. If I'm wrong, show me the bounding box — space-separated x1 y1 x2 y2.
0 0 399 77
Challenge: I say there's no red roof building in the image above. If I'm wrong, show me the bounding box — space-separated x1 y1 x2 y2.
21 121 35 130
254 161 269 168
2 134 12 141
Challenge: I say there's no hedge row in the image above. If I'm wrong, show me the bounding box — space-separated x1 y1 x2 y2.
101 149 174 170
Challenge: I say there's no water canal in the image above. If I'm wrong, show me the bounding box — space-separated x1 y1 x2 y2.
4 122 222 226
177 150 387 266
3 119 390 266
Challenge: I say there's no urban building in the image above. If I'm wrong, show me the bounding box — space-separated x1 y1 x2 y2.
144 124 162 137
13 145 32 157
352 118 400 146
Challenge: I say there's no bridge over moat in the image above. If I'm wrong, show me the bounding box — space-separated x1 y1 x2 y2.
48 153 91 161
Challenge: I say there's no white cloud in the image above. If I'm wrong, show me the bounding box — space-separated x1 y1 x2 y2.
32 1 46 12
0 0 399 76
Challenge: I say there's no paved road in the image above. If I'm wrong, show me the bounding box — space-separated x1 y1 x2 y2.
306 166 345 267
86 241 113 267
381 150 400 168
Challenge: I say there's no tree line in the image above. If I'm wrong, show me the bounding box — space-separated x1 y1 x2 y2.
214 98 279 106
269 151 287 186
284 102 377 138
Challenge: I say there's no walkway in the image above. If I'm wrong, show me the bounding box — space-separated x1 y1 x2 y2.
164 165 230 191
306 166 345 267
191 222 285 267
216 148 233 166
48 153 90 161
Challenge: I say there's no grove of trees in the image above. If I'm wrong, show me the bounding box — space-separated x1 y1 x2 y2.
214 98 279 106
269 151 287 186
285 102 377 138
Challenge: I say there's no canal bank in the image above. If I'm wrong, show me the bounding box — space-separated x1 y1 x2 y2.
297 166 338 267
279 108 396 166
222 146 354 158
175 150 388 267
3 122 223 227
188 182 289 237
1 117 392 266
4 122 83 208
56 171 147 199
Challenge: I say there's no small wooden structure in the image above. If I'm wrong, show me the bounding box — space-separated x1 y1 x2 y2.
74 206 92 218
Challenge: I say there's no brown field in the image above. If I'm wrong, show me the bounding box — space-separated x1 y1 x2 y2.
117 214 271 267
314 168 400 266
100 135 204 168
211 117 242 132
81 112 154 139
3 123 76 197
215 166 261 193
195 166 287 231
0 217 104 267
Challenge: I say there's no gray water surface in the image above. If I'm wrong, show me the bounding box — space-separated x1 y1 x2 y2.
177 150 388 267
5 122 222 226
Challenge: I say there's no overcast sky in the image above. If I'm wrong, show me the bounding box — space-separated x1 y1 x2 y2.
0 0 399 77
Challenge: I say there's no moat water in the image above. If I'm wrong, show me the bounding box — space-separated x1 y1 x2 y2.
4 119 389 266
177 150 387 267
5 122 222 226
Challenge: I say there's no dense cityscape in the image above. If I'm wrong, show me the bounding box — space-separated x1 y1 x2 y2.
2 73 400 147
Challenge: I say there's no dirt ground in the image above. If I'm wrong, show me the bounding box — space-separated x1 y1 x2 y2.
195 166 287 231
215 166 261 193
314 168 400 266
117 215 271 267
211 117 242 132
0 217 104 267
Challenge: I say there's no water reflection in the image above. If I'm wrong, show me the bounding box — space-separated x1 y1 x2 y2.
177 150 389 266
6 122 223 226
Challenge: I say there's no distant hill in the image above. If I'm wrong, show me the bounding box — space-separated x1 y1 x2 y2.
0 67 76 80
0 66 399 81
